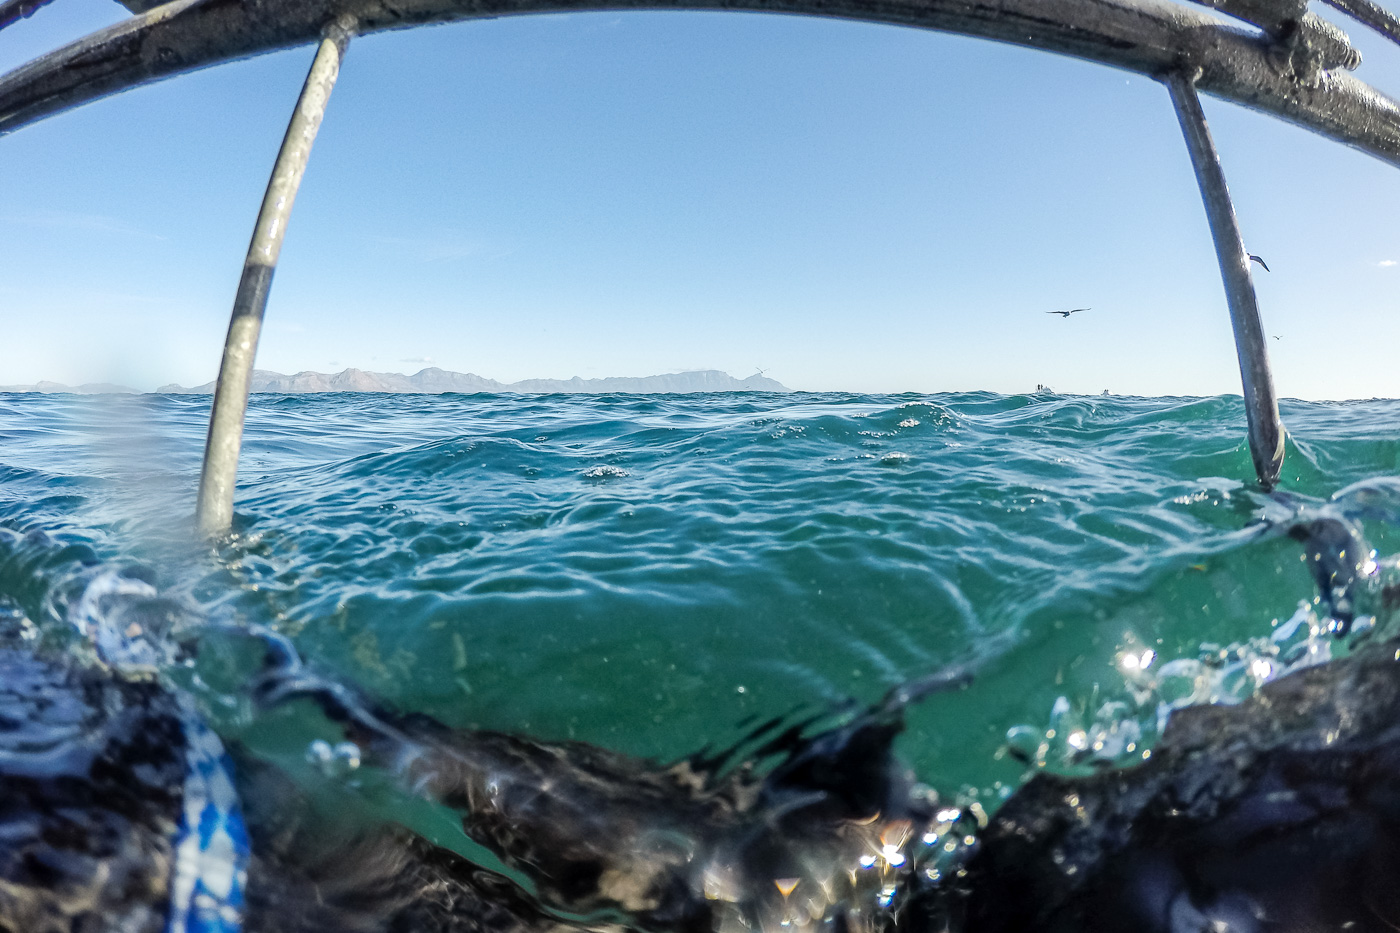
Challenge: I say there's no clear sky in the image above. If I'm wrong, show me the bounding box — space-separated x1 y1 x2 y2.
2 0 1398 397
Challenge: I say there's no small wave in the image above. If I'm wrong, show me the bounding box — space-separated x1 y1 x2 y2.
581 464 629 480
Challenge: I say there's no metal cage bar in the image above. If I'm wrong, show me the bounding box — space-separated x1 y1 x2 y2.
3 0 1400 163
0 0 57 32
194 22 352 535
1165 69 1285 488
1322 0 1400 48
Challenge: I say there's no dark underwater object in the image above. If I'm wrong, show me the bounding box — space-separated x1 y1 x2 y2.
23 592 1400 933
0 644 186 933
234 753 581 933
29 617 1400 933
7 504 1400 933
942 634 1400 932
242 645 974 933
0 641 248 933
0 633 583 933
1287 511 1371 631
0 576 976 933
0 571 249 933
1253 478 1400 634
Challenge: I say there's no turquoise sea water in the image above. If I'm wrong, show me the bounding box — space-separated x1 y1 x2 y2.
2 390 1399 829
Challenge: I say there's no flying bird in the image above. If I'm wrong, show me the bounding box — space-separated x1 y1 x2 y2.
1272 335 1281 341
1249 254 1270 272
1046 308 1089 318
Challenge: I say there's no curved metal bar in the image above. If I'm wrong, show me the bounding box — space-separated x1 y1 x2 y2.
194 21 351 536
1165 69 1284 489
0 0 57 33
1322 0 1400 49
1183 0 1306 37
1 0 1400 169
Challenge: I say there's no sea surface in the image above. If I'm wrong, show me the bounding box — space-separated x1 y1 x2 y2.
2 390 1399 842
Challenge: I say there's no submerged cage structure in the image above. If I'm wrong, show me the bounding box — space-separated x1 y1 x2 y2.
2 0 1399 534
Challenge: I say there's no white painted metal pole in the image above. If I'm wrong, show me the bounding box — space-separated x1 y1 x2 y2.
195 20 352 536
1166 69 1285 489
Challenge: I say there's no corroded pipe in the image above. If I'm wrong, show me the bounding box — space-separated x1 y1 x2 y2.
1 0 1400 171
194 21 352 536
1165 69 1284 489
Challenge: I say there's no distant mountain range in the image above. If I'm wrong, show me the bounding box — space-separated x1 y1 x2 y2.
0 380 142 395
2 368 790 395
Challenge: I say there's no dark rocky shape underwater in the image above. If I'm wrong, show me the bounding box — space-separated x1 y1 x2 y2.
2 485 1400 933
948 629 1400 932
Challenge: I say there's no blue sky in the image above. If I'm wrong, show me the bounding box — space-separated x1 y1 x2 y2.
2 0 1398 397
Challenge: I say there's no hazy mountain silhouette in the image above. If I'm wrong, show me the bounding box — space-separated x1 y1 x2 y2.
0 380 140 394
151 367 790 394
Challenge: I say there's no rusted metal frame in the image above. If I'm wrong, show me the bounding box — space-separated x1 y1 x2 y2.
194 20 352 535
1 0 1400 169
0 0 58 33
1165 69 1284 489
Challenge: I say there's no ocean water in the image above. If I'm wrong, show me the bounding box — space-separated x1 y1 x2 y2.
2 390 1399 834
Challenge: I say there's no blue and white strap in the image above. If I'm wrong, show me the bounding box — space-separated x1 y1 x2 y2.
72 572 250 933
166 709 250 933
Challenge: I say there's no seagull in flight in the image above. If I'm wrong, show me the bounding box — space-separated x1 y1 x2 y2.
1249 254 1270 272
1047 308 1089 318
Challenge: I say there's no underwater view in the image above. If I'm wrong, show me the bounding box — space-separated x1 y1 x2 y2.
3 389 1400 931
